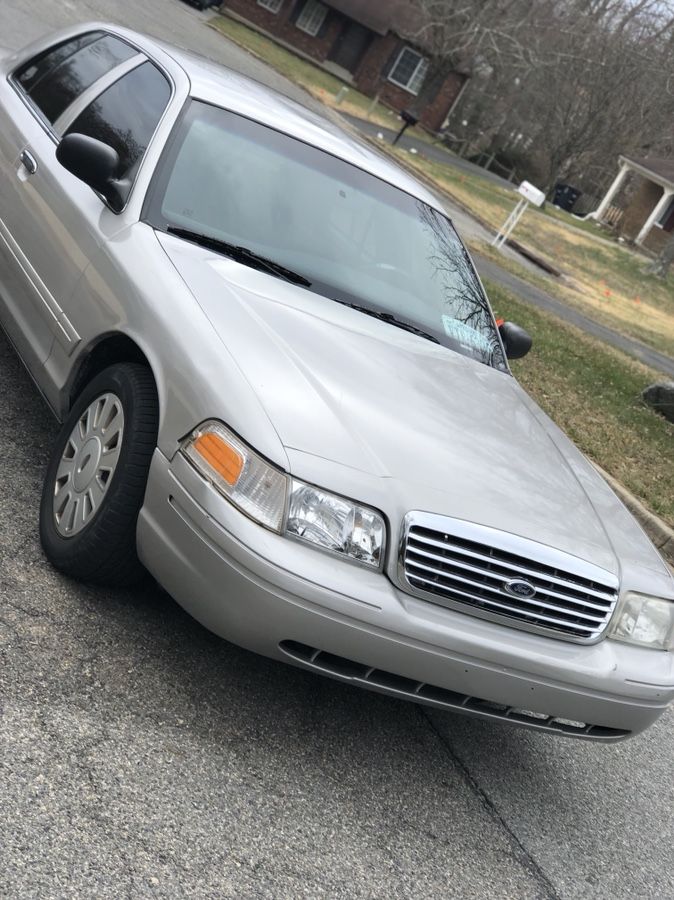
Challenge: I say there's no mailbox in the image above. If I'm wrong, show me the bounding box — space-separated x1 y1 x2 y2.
392 109 419 145
517 181 546 207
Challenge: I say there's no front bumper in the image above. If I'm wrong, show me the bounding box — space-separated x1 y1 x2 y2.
137 449 674 740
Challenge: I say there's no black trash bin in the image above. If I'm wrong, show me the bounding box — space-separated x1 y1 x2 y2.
553 183 581 212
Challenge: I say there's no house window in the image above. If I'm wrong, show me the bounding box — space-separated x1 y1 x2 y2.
296 0 328 36
388 46 429 95
257 0 284 12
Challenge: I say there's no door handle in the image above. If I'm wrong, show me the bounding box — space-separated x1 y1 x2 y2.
20 149 38 175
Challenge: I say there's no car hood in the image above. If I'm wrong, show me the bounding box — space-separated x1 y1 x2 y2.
158 235 621 573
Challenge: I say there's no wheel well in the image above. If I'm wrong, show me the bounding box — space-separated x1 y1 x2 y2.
68 335 154 412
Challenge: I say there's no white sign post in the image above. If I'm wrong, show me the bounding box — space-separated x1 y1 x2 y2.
492 181 546 250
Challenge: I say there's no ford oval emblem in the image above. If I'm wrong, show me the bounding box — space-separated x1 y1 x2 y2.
503 578 537 599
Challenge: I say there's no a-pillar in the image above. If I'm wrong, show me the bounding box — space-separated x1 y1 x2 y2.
635 188 674 245
590 163 630 221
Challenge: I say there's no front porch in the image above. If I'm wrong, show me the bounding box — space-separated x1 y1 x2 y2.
590 156 674 252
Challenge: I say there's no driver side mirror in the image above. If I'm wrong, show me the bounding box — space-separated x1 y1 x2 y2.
498 321 532 359
56 134 126 213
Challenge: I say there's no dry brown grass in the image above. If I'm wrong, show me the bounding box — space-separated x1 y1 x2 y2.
473 239 674 358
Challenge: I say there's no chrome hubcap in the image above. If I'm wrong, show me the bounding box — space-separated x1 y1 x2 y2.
53 392 125 537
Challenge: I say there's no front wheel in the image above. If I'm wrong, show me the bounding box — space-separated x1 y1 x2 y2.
40 363 158 587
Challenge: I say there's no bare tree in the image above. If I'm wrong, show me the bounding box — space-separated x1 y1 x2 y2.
433 0 674 197
521 0 674 191
400 0 542 119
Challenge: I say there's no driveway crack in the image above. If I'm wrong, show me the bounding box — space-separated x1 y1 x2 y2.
419 707 561 900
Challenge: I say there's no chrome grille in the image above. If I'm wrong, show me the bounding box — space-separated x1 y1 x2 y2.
400 516 619 642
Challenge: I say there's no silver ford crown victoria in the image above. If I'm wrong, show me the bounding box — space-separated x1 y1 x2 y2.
1 24 673 741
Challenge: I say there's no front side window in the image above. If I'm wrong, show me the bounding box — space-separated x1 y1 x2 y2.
14 33 137 124
388 47 429 95
146 103 506 370
296 0 328 36
66 62 171 204
257 0 284 11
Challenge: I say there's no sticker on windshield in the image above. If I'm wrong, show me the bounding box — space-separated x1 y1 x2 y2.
441 316 491 355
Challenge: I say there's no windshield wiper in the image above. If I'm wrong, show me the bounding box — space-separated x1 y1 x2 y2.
166 228 439 344
332 299 441 345
166 226 312 287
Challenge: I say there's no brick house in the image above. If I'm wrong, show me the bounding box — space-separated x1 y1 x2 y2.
591 156 674 252
218 0 468 132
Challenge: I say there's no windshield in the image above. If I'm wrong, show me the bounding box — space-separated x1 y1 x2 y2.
145 101 507 371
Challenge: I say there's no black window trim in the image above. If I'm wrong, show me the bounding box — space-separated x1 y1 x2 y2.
7 30 177 214
8 29 176 149
12 31 102 96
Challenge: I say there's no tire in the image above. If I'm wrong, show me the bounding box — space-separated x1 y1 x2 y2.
40 363 158 587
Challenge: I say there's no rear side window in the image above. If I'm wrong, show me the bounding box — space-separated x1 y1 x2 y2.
16 32 101 92
66 62 171 203
14 33 137 124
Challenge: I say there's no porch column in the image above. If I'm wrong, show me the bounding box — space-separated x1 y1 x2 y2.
635 188 674 245
590 163 630 220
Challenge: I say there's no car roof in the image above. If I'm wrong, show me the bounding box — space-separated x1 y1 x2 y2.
103 24 445 214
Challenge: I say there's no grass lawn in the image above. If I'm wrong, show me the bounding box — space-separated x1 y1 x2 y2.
209 14 433 143
544 204 617 239
394 150 674 359
485 278 674 526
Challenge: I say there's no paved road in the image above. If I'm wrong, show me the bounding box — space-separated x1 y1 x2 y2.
2 3 674 898
0 0 322 110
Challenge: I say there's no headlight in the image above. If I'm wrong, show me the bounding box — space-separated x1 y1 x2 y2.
182 422 386 565
286 479 385 569
608 591 674 651
182 421 287 532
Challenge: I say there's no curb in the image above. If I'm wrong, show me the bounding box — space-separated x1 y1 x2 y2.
594 464 674 567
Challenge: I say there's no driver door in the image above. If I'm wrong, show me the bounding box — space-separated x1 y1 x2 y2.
0 31 141 390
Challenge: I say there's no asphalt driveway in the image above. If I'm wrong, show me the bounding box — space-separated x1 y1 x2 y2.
1 2 674 897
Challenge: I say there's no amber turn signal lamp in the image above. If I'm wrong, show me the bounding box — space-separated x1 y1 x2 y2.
192 432 244 486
